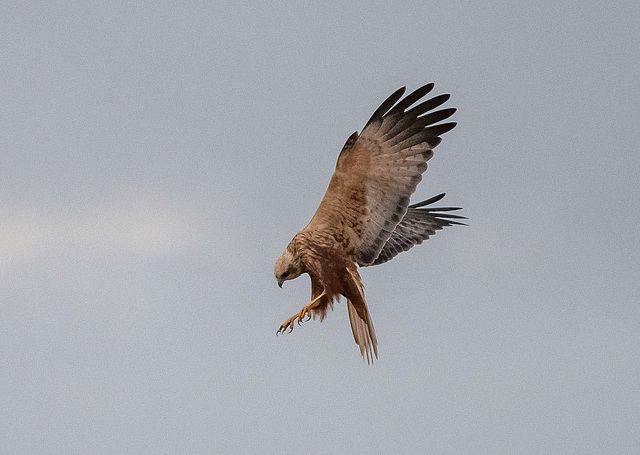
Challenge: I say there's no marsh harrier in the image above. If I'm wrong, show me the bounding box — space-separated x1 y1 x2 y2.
274 84 465 363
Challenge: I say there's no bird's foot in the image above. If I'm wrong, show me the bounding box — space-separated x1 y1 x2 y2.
276 314 297 335
297 303 315 324
276 305 314 335
276 292 326 336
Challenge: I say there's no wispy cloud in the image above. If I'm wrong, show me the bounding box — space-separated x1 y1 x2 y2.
0 209 177 279
0 190 247 275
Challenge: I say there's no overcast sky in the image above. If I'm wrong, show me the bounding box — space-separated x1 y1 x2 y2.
2 1 639 453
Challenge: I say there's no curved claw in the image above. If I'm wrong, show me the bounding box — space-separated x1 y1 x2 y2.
277 296 324 336
298 308 312 323
277 320 294 336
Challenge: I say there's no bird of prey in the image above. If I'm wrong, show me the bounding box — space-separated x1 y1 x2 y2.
274 84 465 363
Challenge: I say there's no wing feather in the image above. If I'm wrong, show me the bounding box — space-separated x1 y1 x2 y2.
306 85 456 266
368 193 467 266
407 93 451 117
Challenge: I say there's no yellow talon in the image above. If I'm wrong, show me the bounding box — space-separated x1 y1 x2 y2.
276 291 327 335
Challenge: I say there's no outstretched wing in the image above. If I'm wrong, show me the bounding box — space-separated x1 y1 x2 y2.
369 193 467 266
306 84 456 266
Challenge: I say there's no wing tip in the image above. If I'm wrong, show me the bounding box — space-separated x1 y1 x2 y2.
409 192 446 208
364 86 407 128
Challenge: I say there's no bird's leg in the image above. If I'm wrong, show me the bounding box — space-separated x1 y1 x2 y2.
297 291 327 323
276 291 327 335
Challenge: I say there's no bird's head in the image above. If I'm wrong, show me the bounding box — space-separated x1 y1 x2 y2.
274 247 302 288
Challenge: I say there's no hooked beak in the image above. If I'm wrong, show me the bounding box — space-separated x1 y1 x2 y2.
277 277 284 288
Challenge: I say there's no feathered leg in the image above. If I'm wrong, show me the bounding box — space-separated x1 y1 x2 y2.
309 277 333 321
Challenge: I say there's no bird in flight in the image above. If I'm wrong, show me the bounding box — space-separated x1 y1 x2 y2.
274 83 465 363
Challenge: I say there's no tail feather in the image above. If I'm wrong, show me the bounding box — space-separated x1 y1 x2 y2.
345 268 378 364
347 300 378 364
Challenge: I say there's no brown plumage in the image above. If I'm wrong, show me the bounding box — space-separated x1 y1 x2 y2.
274 84 465 363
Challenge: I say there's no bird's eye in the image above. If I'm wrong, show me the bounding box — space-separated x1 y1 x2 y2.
281 271 289 278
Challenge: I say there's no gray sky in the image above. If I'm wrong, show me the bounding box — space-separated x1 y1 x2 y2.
2 1 639 453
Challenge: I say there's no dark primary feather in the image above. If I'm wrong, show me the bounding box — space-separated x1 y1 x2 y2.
368 193 466 266
363 86 406 129
407 94 451 117
387 83 434 115
409 192 446 207
350 85 458 266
